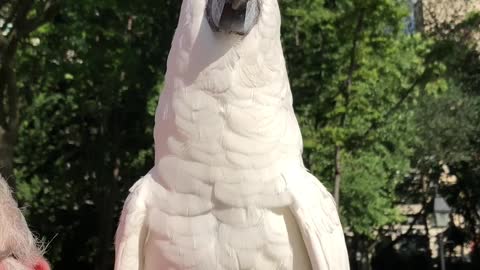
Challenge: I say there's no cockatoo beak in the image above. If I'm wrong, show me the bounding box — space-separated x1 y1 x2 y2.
206 0 260 35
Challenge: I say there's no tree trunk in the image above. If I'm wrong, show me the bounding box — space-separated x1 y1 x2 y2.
94 103 121 270
0 127 15 189
0 0 59 192
414 0 424 32
96 156 121 270
334 11 364 208
334 145 342 207
95 182 117 270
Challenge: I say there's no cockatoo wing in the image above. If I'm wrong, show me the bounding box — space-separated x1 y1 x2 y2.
284 166 350 270
114 175 152 270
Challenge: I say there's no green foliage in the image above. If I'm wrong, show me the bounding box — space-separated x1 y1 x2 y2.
280 0 442 236
410 25 480 242
341 148 408 235
415 85 480 163
13 1 179 268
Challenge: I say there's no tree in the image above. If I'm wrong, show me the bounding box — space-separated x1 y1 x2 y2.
14 1 180 269
280 1 448 267
281 0 443 232
0 0 59 187
404 5 480 263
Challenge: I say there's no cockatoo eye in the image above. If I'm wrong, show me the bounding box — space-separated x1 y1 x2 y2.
206 0 260 35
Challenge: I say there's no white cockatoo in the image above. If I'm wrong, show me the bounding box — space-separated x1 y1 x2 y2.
114 0 350 269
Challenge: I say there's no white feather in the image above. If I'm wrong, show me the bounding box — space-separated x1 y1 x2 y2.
114 175 151 270
284 165 350 270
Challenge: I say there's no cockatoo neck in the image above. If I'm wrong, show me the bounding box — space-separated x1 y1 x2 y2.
153 0 301 168
164 0 286 98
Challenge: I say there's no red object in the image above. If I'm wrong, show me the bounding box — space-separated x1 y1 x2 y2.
34 259 50 270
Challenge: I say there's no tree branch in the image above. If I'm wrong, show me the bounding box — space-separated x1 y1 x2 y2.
334 9 365 206
361 77 421 139
21 0 60 36
0 0 59 130
0 0 13 10
0 1 19 32
11 0 34 27
6 65 18 133
339 10 365 127
0 29 18 130
386 205 426 250
0 81 6 129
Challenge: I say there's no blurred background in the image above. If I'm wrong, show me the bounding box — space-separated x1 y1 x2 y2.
0 0 479 269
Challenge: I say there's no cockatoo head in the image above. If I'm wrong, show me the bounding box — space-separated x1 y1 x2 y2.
0 177 50 270
163 0 283 91
206 0 260 35
176 0 280 41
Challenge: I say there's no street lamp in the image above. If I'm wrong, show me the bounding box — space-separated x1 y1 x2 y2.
433 194 451 270
433 195 451 227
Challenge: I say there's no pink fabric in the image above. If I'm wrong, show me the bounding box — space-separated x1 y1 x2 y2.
33 259 50 270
